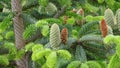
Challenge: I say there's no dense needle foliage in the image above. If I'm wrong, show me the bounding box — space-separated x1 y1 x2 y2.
0 0 120 68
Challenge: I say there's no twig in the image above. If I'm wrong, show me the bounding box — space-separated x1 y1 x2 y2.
54 5 67 18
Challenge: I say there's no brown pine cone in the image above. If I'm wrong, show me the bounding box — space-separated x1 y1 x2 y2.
61 28 68 44
100 19 108 37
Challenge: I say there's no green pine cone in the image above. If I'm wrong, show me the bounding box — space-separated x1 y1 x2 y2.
45 2 57 14
116 9 120 31
107 25 113 35
104 8 114 28
50 23 61 49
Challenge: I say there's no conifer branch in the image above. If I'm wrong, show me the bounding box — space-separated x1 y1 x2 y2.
25 29 43 44
54 5 67 18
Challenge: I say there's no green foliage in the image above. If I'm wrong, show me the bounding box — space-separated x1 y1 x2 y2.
22 13 37 24
5 31 14 39
72 29 78 39
22 0 38 9
112 2 120 11
85 15 103 22
98 61 107 68
41 25 49 37
31 43 72 68
65 11 82 20
32 44 44 52
86 61 101 68
36 48 51 59
58 0 71 6
4 42 17 60
108 54 120 68
35 20 48 27
55 58 69 68
0 0 11 10
67 61 81 68
39 4 54 15
32 44 52 62
84 3 99 13
25 42 35 52
104 35 115 44
80 35 103 43
46 51 57 68
104 35 120 68
0 55 9 65
23 24 37 39
79 21 99 37
97 0 104 4
104 35 120 45
116 43 120 57
39 0 49 7
0 12 9 22
80 63 89 68
85 42 106 60
45 18 62 24
16 49 25 60
57 50 72 60
85 15 93 22
42 63 49 68
75 45 87 62
93 16 104 21
67 17 75 25
0 35 3 41
0 14 12 32
32 48 51 61
2 0 120 67
4 42 26 61
105 0 115 7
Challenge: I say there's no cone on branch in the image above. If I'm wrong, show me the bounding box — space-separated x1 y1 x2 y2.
100 19 108 37
104 8 114 28
76 8 85 26
61 28 68 44
76 8 84 17
63 16 68 24
116 9 120 31
71 8 77 13
50 23 61 49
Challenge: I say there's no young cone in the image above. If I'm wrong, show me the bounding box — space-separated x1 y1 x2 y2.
116 9 120 31
100 19 108 37
63 16 68 24
104 8 114 28
61 28 68 44
71 8 77 13
76 8 84 17
76 8 84 25
50 23 61 49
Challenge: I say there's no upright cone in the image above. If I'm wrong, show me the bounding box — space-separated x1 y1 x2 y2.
63 16 68 24
104 8 114 28
116 9 120 31
61 28 68 44
76 8 84 17
50 23 61 49
76 8 84 25
107 25 113 35
100 19 108 37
